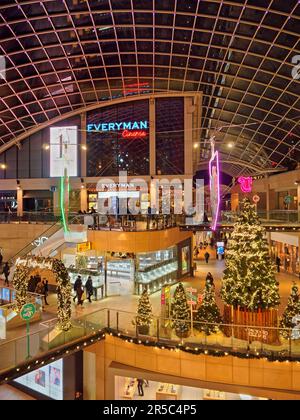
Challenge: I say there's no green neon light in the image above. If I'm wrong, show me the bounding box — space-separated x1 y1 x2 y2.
60 176 69 233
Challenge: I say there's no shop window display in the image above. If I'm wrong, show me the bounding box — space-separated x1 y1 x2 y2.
135 246 179 295
115 377 268 401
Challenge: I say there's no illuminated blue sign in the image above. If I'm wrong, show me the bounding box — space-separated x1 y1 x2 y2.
87 121 149 132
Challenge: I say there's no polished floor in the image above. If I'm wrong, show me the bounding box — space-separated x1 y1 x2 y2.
0 385 35 400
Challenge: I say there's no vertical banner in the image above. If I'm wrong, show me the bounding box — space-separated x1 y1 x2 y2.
209 145 220 231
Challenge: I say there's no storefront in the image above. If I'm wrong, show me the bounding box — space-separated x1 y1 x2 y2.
0 191 17 212
23 190 53 212
115 377 268 401
62 244 105 301
61 238 192 298
270 232 299 276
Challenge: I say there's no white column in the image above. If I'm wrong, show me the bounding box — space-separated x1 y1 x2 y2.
149 98 156 176
81 113 87 177
184 97 193 176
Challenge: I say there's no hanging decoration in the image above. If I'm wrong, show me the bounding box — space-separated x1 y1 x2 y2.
209 138 220 231
238 176 253 193
13 256 72 331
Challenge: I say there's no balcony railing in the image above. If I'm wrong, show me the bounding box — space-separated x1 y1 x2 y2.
0 308 299 382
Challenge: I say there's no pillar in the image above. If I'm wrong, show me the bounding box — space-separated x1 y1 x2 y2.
81 113 87 177
53 190 60 216
80 187 88 213
184 97 193 177
149 97 156 176
17 188 23 217
266 177 270 221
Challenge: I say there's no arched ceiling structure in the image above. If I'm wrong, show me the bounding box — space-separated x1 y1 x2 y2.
0 0 300 176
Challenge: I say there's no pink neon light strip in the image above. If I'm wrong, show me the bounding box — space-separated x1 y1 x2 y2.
209 150 220 231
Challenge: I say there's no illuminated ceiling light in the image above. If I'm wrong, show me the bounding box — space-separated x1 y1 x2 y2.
0 164 6 170
193 143 199 149
81 145 87 151
44 144 50 150
227 142 234 148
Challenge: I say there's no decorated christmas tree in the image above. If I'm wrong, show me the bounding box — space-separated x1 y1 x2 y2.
194 283 222 335
280 282 300 338
171 283 190 337
136 289 153 334
221 199 280 310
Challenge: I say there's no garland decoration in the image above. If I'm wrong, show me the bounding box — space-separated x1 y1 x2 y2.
13 256 72 331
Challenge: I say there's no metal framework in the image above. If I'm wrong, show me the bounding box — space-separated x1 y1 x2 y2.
0 0 299 176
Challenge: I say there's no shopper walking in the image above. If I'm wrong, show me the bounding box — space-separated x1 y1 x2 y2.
85 276 94 303
73 275 82 303
204 251 210 264
137 379 144 397
276 256 281 273
206 272 214 287
75 278 84 306
43 279 49 306
3 262 10 286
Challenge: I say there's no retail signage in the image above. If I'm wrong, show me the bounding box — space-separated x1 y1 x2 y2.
20 303 36 321
245 328 268 341
238 176 253 193
253 194 260 204
291 315 300 340
284 195 293 205
186 287 197 306
77 242 92 253
87 121 148 133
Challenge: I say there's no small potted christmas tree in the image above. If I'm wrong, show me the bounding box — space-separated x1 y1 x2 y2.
280 282 300 339
136 289 153 335
194 283 222 335
171 283 190 338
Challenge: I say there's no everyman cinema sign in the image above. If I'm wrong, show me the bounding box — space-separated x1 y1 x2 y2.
87 121 149 138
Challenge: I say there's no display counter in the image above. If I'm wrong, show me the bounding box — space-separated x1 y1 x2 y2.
122 378 138 400
156 383 181 400
135 260 178 295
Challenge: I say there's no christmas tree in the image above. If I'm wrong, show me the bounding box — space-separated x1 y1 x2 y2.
194 283 222 335
280 282 300 338
136 290 153 333
171 283 190 336
221 199 280 310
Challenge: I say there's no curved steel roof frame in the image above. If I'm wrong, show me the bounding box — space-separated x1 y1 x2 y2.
0 0 299 176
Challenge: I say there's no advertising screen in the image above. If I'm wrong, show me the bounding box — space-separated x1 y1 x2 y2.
50 126 78 177
15 359 63 400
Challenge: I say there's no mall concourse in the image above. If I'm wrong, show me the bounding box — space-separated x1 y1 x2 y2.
1 0 300 403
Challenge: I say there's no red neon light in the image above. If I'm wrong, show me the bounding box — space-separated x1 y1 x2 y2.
122 130 147 139
123 83 149 96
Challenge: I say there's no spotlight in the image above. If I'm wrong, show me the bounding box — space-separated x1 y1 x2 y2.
0 164 6 170
44 144 50 151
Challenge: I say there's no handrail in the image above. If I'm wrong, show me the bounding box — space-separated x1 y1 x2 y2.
0 306 299 383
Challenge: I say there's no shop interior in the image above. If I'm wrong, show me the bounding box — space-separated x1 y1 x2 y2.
115 376 268 401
